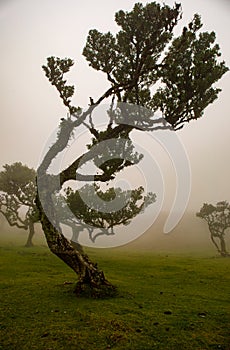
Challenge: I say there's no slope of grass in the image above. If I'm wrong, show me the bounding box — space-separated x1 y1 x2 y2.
0 241 230 349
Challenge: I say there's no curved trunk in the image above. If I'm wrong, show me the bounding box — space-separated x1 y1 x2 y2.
25 220 35 247
37 195 116 297
219 236 230 257
35 104 119 297
210 234 221 254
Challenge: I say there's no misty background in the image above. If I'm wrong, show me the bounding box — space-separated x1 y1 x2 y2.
0 0 230 248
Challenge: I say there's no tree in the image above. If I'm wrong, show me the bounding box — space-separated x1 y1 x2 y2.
36 2 228 297
54 185 155 252
65 184 156 244
197 201 230 257
0 162 39 247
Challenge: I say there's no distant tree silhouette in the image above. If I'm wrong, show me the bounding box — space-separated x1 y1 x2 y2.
54 185 155 252
65 184 155 243
197 201 230 257
0 163 39 247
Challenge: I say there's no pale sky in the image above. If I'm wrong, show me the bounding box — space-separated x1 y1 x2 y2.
1 0 230 218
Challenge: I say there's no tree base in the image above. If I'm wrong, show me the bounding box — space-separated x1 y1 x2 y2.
220 252 230 257
24 242 34 248
74 280 117 298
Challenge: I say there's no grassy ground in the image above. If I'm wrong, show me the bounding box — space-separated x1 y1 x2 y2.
0 235 230 349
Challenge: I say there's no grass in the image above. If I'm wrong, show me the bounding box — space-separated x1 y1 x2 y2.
0 235 230 349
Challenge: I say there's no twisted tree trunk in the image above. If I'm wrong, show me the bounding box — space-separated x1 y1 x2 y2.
25 220 35 247
36 191 116 297
35 101 121 297
210 234 220 254
219 236 230 257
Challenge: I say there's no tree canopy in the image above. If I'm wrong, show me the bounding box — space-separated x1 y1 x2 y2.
43 3 228 133
64 184 156 244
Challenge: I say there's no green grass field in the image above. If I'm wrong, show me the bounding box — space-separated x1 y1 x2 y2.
0 230 230 349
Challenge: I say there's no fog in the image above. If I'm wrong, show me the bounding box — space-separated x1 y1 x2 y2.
0 0 230 245
1 211 230 256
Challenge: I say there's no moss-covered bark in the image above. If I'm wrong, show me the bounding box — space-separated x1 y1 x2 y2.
36 193 116 297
